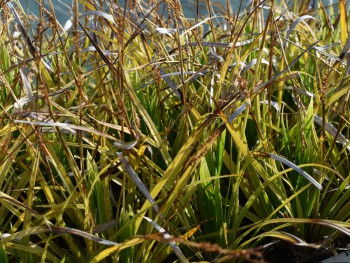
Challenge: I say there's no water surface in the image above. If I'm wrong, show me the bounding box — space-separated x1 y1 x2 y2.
20 0 336 29
20 0 251 26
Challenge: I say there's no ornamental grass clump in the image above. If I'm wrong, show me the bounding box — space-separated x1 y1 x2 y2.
0 0 349 262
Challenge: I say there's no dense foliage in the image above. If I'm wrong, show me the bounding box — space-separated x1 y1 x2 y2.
0 0 349 262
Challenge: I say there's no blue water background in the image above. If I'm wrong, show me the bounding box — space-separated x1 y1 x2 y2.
19 1 313 26
19 0 336 29
21 1 248 25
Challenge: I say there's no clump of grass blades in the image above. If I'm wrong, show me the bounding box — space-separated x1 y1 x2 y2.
0 0 349 262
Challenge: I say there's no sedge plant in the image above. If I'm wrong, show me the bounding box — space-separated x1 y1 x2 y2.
0 0 349 262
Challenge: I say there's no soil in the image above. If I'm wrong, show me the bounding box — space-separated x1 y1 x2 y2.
262 235 350 263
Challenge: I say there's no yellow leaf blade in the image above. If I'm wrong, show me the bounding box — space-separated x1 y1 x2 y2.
340 0 348 46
